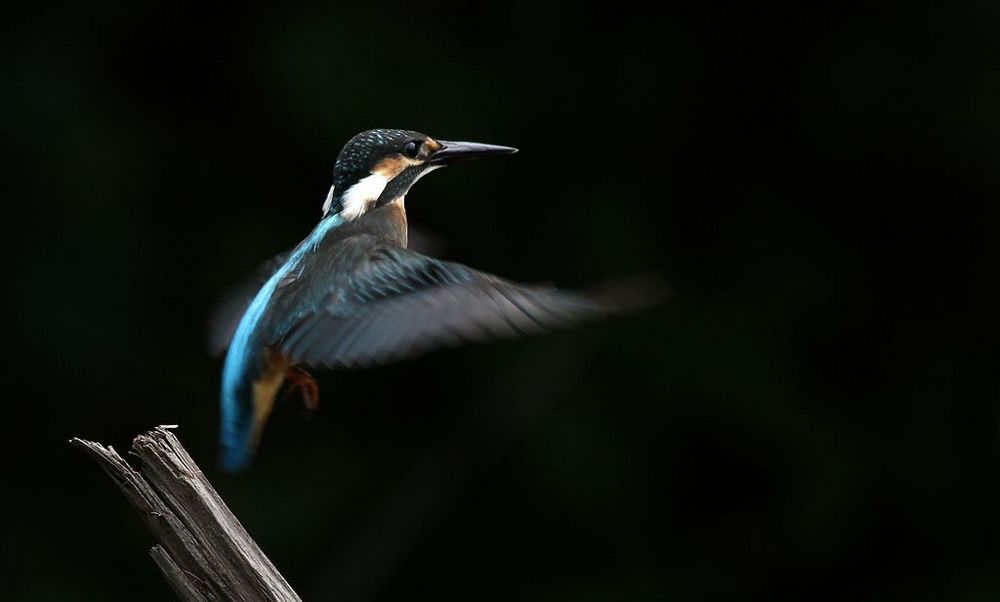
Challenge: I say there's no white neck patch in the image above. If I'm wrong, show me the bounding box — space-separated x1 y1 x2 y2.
336 171 390 220
321 185 336 216
322 163 443 220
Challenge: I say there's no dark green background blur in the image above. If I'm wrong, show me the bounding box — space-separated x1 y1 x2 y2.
4 2 1000 600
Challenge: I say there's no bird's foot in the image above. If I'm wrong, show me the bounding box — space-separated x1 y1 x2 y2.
283 366 320 419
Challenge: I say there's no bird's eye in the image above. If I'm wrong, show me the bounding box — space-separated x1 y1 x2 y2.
402 140 421 158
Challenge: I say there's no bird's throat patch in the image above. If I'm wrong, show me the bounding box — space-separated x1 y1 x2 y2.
335 146 439 220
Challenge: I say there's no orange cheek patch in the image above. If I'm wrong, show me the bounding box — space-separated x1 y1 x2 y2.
374 156 417 178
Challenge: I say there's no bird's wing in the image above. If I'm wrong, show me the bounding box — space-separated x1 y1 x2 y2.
207 251 290 356
206 224 448 357
274 242 659 369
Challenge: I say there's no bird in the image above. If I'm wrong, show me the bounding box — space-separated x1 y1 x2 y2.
211 128 662 472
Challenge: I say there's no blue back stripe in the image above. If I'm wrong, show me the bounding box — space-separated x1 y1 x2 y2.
219 214 345 470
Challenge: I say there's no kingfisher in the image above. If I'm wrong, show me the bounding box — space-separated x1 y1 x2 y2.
212 128 659 472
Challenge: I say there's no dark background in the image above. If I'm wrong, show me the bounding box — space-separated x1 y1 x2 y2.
4 2 999 600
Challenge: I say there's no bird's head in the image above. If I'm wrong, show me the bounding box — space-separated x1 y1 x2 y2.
322 128 517 219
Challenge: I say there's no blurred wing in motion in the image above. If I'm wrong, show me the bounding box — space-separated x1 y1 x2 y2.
275 242 665 369
206 223 447 357
207 251 289 356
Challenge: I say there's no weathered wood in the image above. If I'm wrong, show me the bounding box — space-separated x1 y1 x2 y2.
70 426 301 602
151 545 210 602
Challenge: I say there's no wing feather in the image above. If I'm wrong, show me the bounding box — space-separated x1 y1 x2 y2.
207 251 290 356
273 242 639 369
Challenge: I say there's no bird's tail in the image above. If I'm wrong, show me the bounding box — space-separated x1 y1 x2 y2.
219 351 288 472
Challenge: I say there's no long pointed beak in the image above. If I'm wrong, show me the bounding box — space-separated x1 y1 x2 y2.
429 140 518 165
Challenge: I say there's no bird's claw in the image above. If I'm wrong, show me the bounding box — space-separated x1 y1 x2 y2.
282 366 320 419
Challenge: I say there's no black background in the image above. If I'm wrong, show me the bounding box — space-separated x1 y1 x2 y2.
4 2 1000 600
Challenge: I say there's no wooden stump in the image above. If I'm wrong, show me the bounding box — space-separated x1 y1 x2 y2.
70 426 301 602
